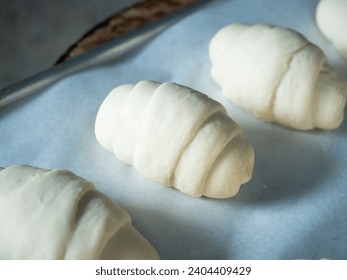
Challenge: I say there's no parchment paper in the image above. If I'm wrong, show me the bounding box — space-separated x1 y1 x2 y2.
1 0 347 259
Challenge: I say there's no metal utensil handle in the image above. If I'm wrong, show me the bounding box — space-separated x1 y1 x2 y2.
0 0 217 109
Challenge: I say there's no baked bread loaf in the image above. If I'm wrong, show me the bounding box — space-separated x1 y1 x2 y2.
316 0 347 59
209 23 347 130
0 165 159 260
95 80 254 198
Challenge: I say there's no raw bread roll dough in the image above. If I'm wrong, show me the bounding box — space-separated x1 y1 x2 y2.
0 165 159 260
316 0 347 59
95 80 254 198
209 23 347 130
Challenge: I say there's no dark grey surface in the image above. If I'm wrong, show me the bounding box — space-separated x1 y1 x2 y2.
0 0 215 108
0 0 142 89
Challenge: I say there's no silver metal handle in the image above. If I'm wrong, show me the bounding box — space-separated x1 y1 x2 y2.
0 0 217 109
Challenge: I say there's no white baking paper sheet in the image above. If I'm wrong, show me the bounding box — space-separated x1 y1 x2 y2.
1 0 347 260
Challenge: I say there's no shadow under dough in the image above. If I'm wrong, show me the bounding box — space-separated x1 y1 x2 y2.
236 122 333 203
128 206 230 260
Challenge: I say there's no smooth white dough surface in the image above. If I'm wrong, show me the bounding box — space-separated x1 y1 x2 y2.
209 23 347 130
2 0 347 260
95 80 254 198
316 0 347 59
0 165 159 260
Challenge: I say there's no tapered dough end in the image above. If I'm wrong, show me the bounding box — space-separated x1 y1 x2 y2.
100 223 159 260
65 188 159 260
314 66 347 129
316 0 347 59
204 135 255 199
95 84 133 152
209 23 249 63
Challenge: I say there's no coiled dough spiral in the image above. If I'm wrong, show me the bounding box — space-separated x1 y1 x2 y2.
209 23 347 130
95 80 254 198
0 165 159 260
316 0 347 59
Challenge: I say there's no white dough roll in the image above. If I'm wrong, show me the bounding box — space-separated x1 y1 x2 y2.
316 0 347 59
95 80 254 198
209 23 347 130
0 165 159 260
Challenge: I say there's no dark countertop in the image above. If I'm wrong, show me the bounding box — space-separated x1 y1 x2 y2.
0 0 142 89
